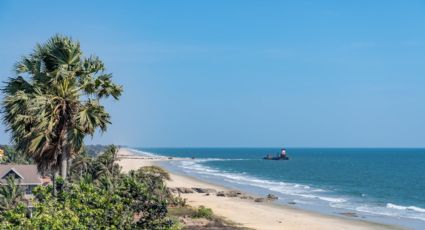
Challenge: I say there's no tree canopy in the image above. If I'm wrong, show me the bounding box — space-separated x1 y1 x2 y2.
1 35 122 178
0 146 175 229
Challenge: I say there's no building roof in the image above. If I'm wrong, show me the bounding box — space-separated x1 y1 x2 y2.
0 165 42 185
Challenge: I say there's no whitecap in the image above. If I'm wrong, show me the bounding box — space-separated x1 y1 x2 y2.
387 203 425 213
126 148 161 157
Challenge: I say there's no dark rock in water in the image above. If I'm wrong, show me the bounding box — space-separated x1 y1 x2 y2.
176 187 194 193
288 201 297 205
254 198 266 202
266 194 278 200
216 191 226 197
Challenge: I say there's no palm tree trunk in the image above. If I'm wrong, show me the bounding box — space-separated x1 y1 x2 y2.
57 114 69 180
52 170 58 196
67 156 72 178
60 150 68 180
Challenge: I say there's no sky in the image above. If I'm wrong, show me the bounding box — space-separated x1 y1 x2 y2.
0 0 425 147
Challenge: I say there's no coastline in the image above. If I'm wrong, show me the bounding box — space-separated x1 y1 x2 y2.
117 148 402 230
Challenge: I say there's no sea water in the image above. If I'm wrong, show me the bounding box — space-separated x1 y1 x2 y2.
133 148 425 229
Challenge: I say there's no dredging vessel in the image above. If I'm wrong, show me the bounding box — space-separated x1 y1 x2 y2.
263 148 289 160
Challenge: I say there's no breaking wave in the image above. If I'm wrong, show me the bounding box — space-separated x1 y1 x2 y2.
133 149 425 223
127 148 160 157
176 159 348 205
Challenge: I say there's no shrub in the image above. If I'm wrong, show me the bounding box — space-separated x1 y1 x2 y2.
169 196 187 207
0 147 178 229
192 206 214 220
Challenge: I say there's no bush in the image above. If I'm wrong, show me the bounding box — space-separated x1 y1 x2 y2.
0 161 174 229
192 206 214 220
169 196 187 207
0 146 177 229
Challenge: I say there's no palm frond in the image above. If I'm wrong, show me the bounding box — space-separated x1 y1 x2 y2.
1 35 121 178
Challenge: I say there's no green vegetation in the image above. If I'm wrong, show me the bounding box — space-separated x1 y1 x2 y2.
84 145 110 157
0 177 24 211
192 206 214 220
0 145 32 164
0 34 235 229
0 35 181 229
2 35 122 180
0 145 175 229
168 206 250 230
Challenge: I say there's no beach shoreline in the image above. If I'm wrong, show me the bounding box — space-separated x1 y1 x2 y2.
117 148 402 230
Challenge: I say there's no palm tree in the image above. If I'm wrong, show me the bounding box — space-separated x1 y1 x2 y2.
1 35 122 181
92 145 121 179
70 151 92 180
0 177 24 211
2 146 31 164
96 145 119 172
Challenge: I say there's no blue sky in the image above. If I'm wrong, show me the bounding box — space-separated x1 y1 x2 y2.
1 1 425 147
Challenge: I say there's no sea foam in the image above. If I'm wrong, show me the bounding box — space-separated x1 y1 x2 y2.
386 203 425 213
137 149 425 223
176 158 348 205
126 148 160 157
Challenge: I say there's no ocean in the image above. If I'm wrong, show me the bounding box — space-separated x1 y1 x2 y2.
133 148 425 229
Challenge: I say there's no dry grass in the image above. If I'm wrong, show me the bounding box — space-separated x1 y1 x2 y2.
168 206 253 230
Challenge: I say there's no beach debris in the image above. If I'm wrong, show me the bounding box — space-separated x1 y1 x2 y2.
266 194 278 200
240 195 254 200
192 188 217 193
225 190 242 197
167 187 178 193
216 191 226 197
169 187 218 195
254 195 279 202
254 198 266 202
206 188 217 193
176 187 195 193
216 190 244 197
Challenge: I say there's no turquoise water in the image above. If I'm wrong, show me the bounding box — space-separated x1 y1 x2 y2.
135 148 425 229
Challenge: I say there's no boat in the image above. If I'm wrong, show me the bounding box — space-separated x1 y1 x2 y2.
263 148 289 160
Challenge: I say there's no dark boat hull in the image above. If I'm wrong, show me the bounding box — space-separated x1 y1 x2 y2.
263 156 290 160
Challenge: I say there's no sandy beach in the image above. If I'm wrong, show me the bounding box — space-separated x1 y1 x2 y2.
117 148 401 230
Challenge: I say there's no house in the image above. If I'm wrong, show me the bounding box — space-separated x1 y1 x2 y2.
0 165 43 195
